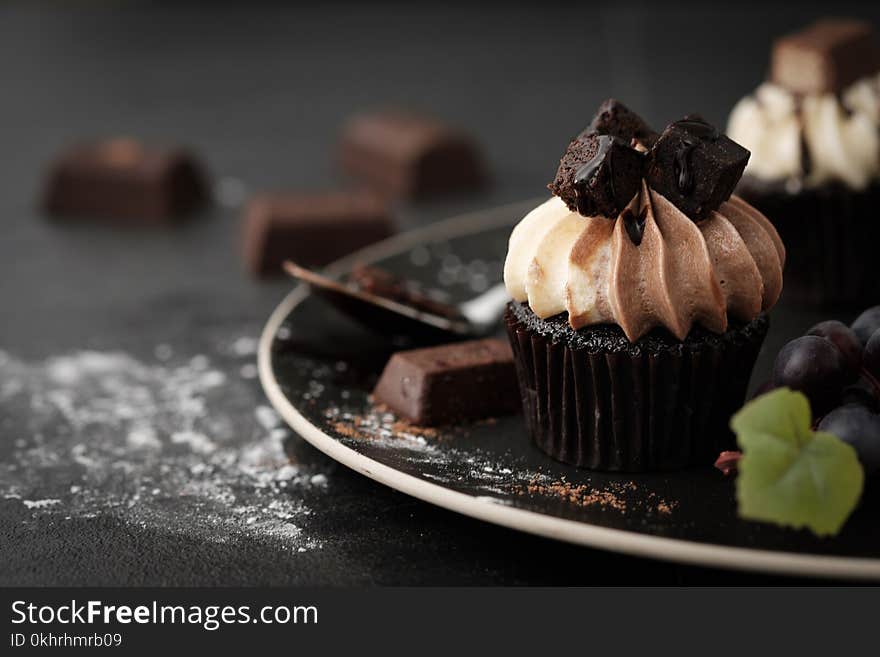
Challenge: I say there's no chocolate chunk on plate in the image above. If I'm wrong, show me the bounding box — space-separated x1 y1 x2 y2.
771 19 880 95
645 116 749 220
338 110 486 199
372 338 520 425
589 98 658 148
242 191 394 277
44 139 208 223
549 133 645 219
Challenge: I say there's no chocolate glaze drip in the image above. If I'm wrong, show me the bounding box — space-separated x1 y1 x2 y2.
671 117 720 195
573 135 617 216
622 206 648 246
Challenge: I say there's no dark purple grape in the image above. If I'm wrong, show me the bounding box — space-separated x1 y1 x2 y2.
851 306 880 346
865 330 880 381
818 405 880 475
841 379 880 413
771 336 852 416
806 320 863 375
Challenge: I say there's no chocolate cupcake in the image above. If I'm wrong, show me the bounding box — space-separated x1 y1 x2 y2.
727 19 880 308
503 100 785 471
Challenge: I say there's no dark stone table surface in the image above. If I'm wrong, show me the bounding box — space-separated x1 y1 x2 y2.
1 1 878 585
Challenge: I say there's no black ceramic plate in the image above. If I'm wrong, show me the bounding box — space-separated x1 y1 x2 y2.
259 200 880 580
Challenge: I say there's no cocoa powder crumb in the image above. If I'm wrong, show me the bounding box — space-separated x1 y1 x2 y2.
326 403 445 451
656 502 673 515
370 401 440 437
326 402 679 519
390 420 439 439
331 421 363 440
525 478 627 512
522 476 677 516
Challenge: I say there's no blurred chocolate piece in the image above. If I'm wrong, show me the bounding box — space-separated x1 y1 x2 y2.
44 139 208 222
646 116 749 220
349 265 461 319
770 19 880 95
549 133 645 218
589 98 658 148
338 111 486 198
372 338 520 425
242 191 394 277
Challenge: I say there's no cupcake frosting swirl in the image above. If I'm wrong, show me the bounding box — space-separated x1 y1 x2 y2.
727 73 880 190
504 184 785 341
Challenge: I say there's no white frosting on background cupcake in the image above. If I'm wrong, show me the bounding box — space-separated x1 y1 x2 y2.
727 73 880 190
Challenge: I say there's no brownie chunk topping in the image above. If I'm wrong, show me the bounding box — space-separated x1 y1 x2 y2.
549 133 645 219
589 98 658 148
645 115 750 220
548 103 751 224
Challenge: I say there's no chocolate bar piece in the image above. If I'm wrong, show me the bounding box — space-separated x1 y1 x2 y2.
771 19 880 95
338 111 486 198
589 98 658 148
349 265 462 319
242 191 394 277
646 116 749 220
549 133 645 218
372 338 520 425
44 139 208 222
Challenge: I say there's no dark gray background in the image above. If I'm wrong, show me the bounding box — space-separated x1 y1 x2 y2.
2 1 878 585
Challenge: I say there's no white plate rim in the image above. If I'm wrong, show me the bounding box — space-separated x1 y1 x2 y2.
258 199 880 582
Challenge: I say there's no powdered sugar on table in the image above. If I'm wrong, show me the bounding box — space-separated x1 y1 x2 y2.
0 343 329 552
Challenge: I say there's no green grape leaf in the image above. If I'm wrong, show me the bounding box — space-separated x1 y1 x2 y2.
730 388 864 537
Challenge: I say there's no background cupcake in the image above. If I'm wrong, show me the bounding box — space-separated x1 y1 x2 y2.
728 19 880 309
504 101 785 472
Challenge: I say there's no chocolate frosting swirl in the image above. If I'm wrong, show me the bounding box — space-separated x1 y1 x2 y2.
504 186 785 341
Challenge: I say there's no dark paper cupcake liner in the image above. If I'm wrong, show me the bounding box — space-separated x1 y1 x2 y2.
737 177 880 309
504 303 769 472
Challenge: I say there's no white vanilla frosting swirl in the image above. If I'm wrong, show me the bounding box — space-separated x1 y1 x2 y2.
727 73 880 190
504 186 785 341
